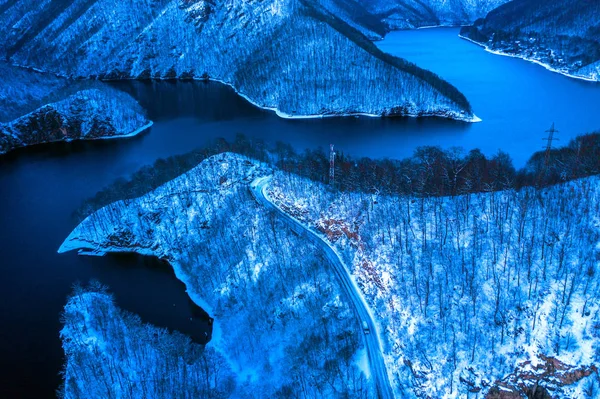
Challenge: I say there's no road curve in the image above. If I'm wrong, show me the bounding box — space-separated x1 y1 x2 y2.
251 176 395 399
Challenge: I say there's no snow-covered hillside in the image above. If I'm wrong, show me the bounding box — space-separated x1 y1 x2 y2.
0 0 475 120
309 0 510 38
0 63 151 154
59 153 374 398
460 0 600 81
270 172 600 398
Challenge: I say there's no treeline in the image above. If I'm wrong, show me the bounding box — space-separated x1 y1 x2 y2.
75 134 269 220
77 132 600 220
276 132 600 196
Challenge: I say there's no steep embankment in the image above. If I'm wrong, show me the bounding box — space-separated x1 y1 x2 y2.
270 171 600 398
460 0 600 81
59 153 374 398
0 0 475 120
0 63 151 155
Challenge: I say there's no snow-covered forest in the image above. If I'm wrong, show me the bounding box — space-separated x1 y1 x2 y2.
0 63 150 154
345 0 509 32
270 170 600 397
60 153 373 398
60 282 234 399
0 0 475 119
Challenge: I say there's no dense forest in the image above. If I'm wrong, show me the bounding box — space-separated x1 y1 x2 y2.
60 282 235 399
0 0 474 119
76 131 600 221
62 149 600 398
349 0 508 31
460 0 600 81
1 89 150 155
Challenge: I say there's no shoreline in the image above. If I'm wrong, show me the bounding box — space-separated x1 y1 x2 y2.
57 238 223 351
0 120 154 156
94 120 154 140
10 63 480 123
207 77 481 123
459 34 600 83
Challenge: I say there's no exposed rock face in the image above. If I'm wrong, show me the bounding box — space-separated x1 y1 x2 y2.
460 0 600 81
0 0 476 120
485 355 598 399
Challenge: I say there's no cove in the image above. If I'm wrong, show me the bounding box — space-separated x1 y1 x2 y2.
0 145 212 398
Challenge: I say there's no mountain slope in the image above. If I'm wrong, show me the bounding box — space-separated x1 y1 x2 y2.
361 0 509 31
60 284 235 399
0 0 476 120
460 0 600 81
314 0 509 36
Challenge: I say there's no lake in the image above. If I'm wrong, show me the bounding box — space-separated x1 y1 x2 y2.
1 26 599 398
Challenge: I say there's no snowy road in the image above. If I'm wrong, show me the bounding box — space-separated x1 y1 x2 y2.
251 176 395 399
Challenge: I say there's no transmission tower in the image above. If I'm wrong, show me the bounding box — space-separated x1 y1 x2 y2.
543 122 559 168
329 144 336 186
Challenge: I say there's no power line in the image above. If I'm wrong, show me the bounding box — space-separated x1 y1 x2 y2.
543 122 559 168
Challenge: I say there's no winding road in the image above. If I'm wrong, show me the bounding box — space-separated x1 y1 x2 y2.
251 176 395 399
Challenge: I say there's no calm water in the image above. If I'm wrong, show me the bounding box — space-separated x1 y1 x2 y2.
378 28 600 165
1 27 600 398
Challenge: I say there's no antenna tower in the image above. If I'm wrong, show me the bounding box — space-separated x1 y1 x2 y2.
329 144 336 186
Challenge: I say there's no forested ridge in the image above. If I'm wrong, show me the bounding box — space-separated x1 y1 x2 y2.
270 164 600 398
0 0 475 119
60 282 235 399
61 149 600 398
314 0 509 35
76 131 600 221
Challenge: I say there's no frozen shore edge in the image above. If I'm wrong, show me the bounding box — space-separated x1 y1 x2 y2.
0 120 153 156
10 63 481 123
459 34 600 83
207 77 482 123
57 233 224 351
